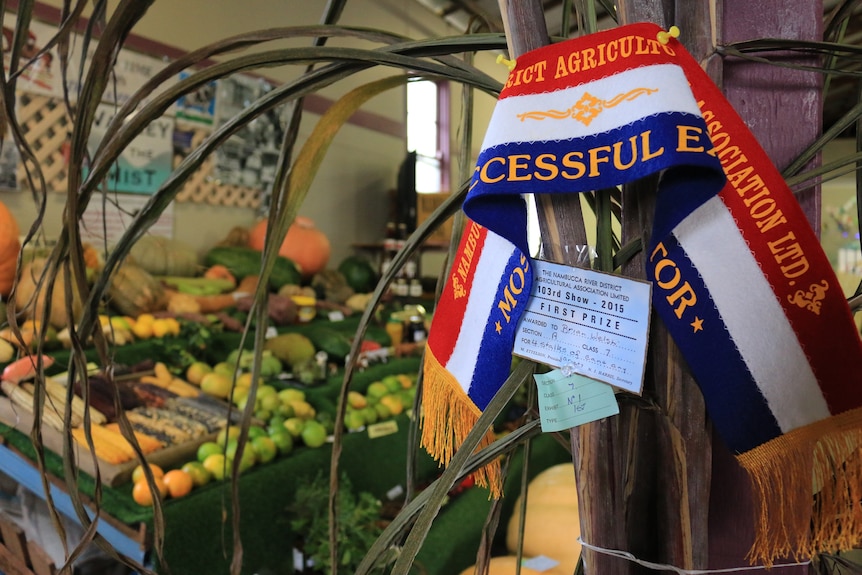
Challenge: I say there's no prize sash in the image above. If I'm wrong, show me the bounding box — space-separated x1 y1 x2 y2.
422 22 862 564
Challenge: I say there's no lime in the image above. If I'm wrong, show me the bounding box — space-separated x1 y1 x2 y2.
224 438 240 460
268 429 294 455
360 406 379 425
236 446 257 473
248 426 268 440
301 420 328 448
181 461 213 487
258 384 278 399
366 382 388 399
283 417 306 438
381 375 402 393
259 394 281 413
374 403 391 421
212 362 234 378
197 441 223 463
276 402 295 419
344 410 365 431
251 436 278 464
216 426 241 447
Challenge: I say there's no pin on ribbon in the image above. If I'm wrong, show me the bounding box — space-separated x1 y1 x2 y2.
656 25 680 44
496 54 516 71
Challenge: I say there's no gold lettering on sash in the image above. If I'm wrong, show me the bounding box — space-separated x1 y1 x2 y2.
650 243 698 323
474 129 669 185
452 223 483 299
497 254 530 323
698 99 811 289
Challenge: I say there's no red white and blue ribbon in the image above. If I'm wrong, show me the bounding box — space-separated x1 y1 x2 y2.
422 22 862 563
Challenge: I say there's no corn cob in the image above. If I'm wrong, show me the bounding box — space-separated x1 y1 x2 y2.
103 423 164 453
71 426 131 465
2 381 65 431
133 407 210 439
166 377 200 398
126 408 194 445
45 378 108 425
165 399 226 433
21 382 82 427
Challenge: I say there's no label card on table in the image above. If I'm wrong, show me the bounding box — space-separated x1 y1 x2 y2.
534 369 620 432
514 259 652 393
521 556 560 572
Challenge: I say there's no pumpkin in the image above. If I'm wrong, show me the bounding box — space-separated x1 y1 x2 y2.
128 235 199 277
0 200 21 297
108 263 167 316
505 464 581 573
247 216 331 280
458 556 569 575
14 258 83 329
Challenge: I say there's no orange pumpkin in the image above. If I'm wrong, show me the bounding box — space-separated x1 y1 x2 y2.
247 216 331 280
0 201 20 297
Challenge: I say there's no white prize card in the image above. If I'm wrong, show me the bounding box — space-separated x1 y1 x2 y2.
514 259 652 393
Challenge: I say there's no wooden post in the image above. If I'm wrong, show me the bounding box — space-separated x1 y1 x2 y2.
708 1 820 572
499 1 821 573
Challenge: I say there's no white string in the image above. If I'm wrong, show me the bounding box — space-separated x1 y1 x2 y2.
577 538 811 574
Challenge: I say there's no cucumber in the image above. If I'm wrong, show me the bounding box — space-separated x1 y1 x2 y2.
203 246 302 290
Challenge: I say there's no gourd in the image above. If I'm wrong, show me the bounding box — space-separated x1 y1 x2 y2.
14 258 83 329
247 216 330 280
128 235 199 277
0 200 20 297
505 464 581 572
108 263 167 316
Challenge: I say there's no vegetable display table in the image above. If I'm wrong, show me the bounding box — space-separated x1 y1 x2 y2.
0 316 571 574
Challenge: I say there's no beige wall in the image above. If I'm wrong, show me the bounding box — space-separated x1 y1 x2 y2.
0 0 506 268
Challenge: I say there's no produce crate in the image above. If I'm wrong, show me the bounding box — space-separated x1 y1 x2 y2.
0 394 216 488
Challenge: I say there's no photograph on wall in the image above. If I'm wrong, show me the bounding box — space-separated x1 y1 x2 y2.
1 15 59 96
175 72 216 125
211 74 283 189
86 104 174 195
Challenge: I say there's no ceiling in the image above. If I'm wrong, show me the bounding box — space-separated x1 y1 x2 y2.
413 0 862 135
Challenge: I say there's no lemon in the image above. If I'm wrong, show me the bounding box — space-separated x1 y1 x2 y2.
202 453 228 481
200 372 232 399
186 361 212 385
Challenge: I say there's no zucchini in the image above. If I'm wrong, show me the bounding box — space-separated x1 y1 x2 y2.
203 246 302 290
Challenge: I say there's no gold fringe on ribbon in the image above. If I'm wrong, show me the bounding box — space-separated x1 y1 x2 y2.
736 406 862 566
421 346 503 499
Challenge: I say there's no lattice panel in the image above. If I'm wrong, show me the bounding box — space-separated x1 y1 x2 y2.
13 93 262 209
16 92 70 191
